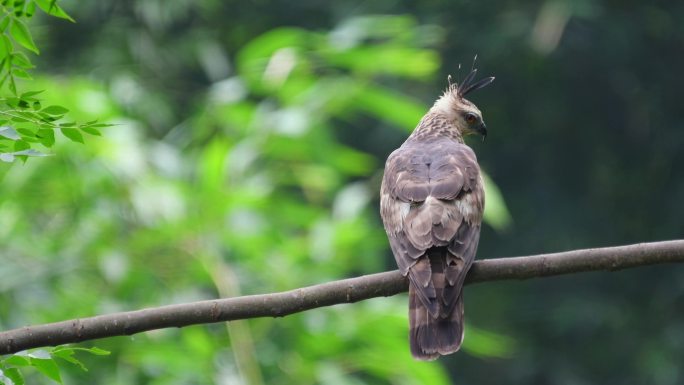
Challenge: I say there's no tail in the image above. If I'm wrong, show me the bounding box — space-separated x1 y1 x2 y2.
409 285 464 360
408 248 466 360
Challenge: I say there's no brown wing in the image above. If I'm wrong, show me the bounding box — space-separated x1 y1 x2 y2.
380 138 484 317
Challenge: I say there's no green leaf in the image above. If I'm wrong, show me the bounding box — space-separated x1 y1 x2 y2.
84 123 112 128
37 112 59 122
16 128 36 138
0 33 11 59
77 347 110 356
2 367 24 385
9 75 16 94
12 52 33 68
41 105 69 115
10 19 39 54
12 68 31 80
52 346 110 356
37 128 54 147
29 358 62 384
20 89 44 98
4 96 20 108
0 16 10 32
34 0 74 22
51 350 87 371
25 1 36 17
3 355 30 366
13 139 29 151
80 126 101 136
60 127 83 143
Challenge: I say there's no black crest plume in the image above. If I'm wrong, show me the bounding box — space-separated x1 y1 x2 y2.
447 67 495 98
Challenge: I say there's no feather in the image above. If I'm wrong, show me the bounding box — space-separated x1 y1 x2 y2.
461 76 495 96
458 68 478 95
409 261 466 360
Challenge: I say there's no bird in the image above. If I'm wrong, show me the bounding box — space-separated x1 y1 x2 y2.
380 68 494 360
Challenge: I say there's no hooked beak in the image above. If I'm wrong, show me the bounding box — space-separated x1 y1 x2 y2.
477 122 487 142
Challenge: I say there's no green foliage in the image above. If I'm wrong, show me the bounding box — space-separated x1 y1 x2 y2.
0 0 103 162
0 347 109 385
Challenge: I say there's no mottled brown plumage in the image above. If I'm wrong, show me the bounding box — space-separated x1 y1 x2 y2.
380 69 493 360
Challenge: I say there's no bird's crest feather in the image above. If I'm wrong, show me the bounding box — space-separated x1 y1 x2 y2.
446 60 495 98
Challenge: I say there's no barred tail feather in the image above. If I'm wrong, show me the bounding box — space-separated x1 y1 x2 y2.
409 285 465 360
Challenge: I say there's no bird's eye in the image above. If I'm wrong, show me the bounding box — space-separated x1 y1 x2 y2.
465 113 477 124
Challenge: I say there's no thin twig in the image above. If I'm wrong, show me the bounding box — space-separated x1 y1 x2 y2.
1 240 683 355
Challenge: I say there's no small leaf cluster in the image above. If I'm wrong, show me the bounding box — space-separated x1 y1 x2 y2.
0 346 109 385
0 0 105 163
0 90 109 162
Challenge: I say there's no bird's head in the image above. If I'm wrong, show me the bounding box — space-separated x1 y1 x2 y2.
430 69 494 140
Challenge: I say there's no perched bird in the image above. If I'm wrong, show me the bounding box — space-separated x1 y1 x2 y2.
380 68 494 360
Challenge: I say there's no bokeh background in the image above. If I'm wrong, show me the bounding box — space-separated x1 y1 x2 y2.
1 0 683 384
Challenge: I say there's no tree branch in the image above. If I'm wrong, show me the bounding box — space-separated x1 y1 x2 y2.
2 240 683 355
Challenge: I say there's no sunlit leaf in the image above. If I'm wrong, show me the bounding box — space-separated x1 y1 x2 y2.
13 139 29 151
11 68 31 80
20 89 44 99
25 1 36 18
76 347 110 356
53 346 111 356
10 19 39 54
2 367 25 385
2 355 30 367
60 127 83 143
80 126 102 136
0 15 10 32
41 105 69 115
51 349 87 371
29 358 62 384
0 33 11 58
37 128 54 146
11 52 33 68
34 0 74 22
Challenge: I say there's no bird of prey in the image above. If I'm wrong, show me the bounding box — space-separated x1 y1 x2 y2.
380 69 494 360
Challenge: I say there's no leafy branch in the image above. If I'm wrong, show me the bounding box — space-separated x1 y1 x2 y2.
0 0 106 163
1 240 682 355
0 346 109 385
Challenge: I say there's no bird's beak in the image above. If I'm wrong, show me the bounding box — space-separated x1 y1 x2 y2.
477 122 487 142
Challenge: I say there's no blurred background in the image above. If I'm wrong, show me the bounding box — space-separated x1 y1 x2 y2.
1 0 683 384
